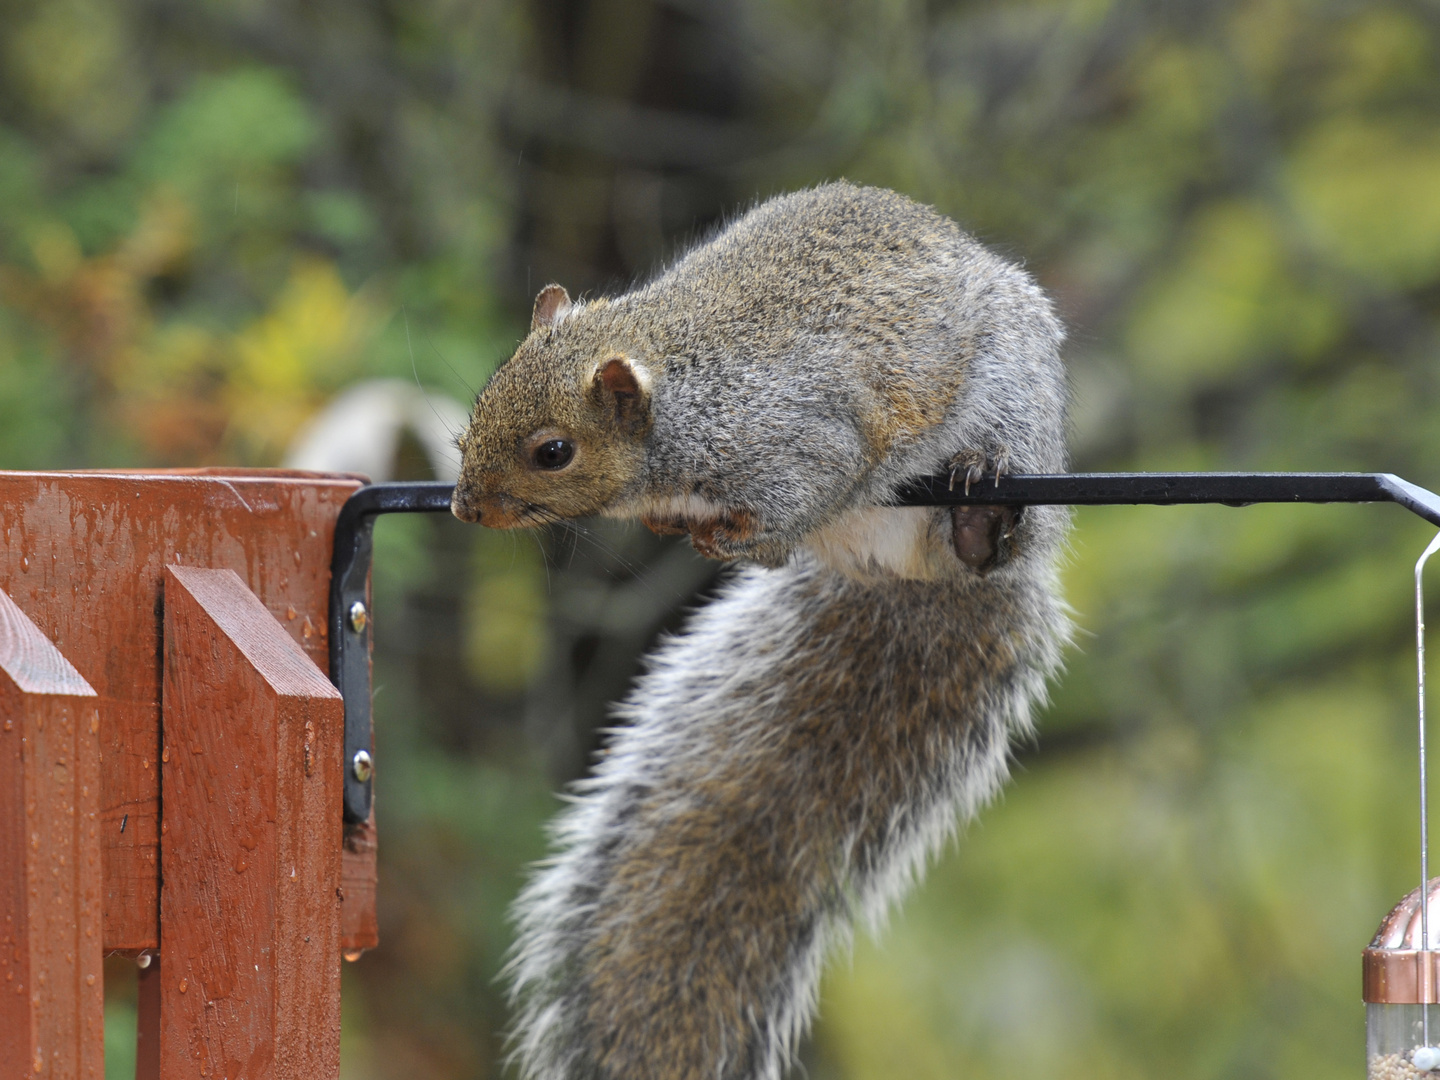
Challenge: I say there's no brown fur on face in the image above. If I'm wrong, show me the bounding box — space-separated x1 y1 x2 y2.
451 302 654 529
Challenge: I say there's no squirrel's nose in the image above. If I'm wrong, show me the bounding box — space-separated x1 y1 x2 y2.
451 487 481 524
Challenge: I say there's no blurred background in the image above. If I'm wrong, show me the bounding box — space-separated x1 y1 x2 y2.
1 0 1439 1076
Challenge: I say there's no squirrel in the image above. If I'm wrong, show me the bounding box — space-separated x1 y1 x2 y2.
451 181 1071 1080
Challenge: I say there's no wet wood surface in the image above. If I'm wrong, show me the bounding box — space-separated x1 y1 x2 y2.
0 470 374 954
159 566 344 1080
0 586 104 1080
340 815 378 954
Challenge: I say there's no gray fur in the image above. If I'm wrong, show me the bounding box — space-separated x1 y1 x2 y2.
454 182 1072 1080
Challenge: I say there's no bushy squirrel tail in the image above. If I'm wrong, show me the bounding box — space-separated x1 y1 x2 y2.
507 553 1069 1080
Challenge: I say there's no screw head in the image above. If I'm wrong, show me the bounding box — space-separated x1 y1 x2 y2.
347 601 368 633
352 749 374 783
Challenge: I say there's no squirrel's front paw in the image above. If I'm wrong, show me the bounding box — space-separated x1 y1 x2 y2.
642 507 761 561
946 449 1022 573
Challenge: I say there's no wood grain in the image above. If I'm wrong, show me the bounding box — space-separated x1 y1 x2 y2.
340 816 378 954
0 586 103 1080
159 566 344 1080
0 470 374 954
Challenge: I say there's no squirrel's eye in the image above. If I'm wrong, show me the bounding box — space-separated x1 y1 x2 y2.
533 438 575 470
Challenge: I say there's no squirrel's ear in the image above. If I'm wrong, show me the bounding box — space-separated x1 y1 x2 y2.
592 356 651 432
531 284 573 332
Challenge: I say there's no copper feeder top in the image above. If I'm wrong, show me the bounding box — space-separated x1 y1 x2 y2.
1365 878 1440 1004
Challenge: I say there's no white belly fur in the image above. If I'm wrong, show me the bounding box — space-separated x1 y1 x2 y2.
804 506 935 579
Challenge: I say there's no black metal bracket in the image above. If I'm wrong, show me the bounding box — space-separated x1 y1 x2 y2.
330 481 455 821
330 471 1440 821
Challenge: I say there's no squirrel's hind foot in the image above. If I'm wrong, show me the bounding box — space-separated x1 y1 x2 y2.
945 448 1022 573
951 504 1023 572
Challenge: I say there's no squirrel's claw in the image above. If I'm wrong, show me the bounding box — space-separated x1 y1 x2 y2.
945 449 1007 497
945 450 989 496
993 447 1011 488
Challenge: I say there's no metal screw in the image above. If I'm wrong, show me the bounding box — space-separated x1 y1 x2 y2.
347 601 368 633
352 749 374 783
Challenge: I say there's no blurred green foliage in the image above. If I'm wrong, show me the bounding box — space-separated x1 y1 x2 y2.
2 0 1440 1077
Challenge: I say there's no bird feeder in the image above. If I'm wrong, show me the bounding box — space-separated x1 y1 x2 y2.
1366 879 1440 1077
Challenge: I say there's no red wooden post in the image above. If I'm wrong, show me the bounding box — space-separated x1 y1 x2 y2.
159 566 345 1080
0 471 375 957
1 472 379 1076
0 587 103 1080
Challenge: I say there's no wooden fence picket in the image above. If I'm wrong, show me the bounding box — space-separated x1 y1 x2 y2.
0 587 103 1080
157 566 344 1080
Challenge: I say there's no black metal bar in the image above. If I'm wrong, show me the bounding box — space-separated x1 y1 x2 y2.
329 471 1440 821
891 472 1440 526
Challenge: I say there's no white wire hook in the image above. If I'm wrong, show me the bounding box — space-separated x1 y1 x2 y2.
1416 529 1440 1047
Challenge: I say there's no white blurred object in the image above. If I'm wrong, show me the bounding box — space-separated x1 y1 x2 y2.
284 378 470 482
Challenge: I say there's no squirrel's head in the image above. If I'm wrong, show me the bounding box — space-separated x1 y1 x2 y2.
451 285 654 528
